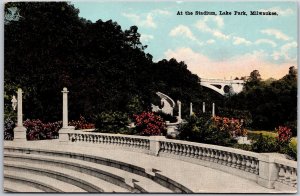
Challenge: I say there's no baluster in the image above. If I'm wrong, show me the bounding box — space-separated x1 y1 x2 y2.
214 150 219 163
255 160 259 174
120 137 124 146
95 135 99 143
130 138 134 147
198 148 203 159
194 147 199 158
186 145 191 157
240 156 246 170
235 154 240 168
210 150 215 162
206 149 212 161
175 144 179 155
190 146 195 158
284 166 292 185
115 137 120 146
278 164 285 182
201 148 206 160
231 154 237 167
178 144 183 155
167 142 172 153
218 151 223 164
182 145 187 156
222 152 228 165
139 139 144 149
226 153 232 167
290 168 297 187
250 158 255 173
245 157 251 172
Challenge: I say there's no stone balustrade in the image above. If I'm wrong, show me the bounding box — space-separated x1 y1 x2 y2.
68 131 150 151
159 140 259 175
60 130 297 191
274 157 297 191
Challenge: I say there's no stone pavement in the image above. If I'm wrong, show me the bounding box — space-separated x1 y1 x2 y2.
4 140 281 193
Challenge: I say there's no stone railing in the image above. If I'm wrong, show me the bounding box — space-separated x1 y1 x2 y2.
59 130 297 191
274 157 297 191
67 131 150 153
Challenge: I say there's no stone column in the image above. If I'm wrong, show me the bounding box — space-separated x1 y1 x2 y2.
212 103 215 117
13 88 27 141
149 136 165 156
190 102 193 116
59 87 75 142
177 100 181 120
62 87 69 128
257 153 284 189
203 102 205 113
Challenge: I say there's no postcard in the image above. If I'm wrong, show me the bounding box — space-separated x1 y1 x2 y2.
3 1 298 193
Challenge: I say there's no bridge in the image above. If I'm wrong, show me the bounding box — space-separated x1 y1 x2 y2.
3 130 297 193
200 78 245 96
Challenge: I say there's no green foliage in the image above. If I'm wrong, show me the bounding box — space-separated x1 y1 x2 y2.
225 67 297 133
4 117 15 140
178 114 236 146
251 134 279 153
283 141 297 161
154 111 178 123
94 111 130 134
233 144 253 151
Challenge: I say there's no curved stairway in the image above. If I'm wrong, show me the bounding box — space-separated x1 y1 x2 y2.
4 146 187 193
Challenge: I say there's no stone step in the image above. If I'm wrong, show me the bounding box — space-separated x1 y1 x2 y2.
4 152 172 193
4 169 86 192
4 178 44 192
4 159 128 193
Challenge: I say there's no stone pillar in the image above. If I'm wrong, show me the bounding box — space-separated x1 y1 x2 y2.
149 136 165 156
13 88 27 141
257 153 285 189
190 102 193 116
203 102 205 113
177 100 181 120
212 103 215 117
62 87 69 128
59 87 75 142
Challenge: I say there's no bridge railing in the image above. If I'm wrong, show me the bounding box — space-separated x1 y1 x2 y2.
60 130 296 191
200 78 245 84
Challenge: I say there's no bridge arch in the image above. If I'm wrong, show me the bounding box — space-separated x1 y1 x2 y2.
200 78 245 96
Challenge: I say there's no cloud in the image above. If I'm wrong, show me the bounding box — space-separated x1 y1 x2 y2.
259 7 294 16
140 34 154 42
261 29 290 41
164 47 295 79
169 25 197 40
255 39 277 47
169 25 203 45
152 9 171 15
206 39 215 44
123 13 156 28
122 9 171 29
232 36 252 45
195 16 230 40
271 41 297 61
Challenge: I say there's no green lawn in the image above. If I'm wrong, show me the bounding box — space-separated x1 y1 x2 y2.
248 130 297 146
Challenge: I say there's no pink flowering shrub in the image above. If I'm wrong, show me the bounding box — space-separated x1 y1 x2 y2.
212 116 247 138
133 111 166 136
276 126 292 144
69 116 95 130
24 119 62 140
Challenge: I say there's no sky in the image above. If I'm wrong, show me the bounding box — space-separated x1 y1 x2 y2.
73 1 298 80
